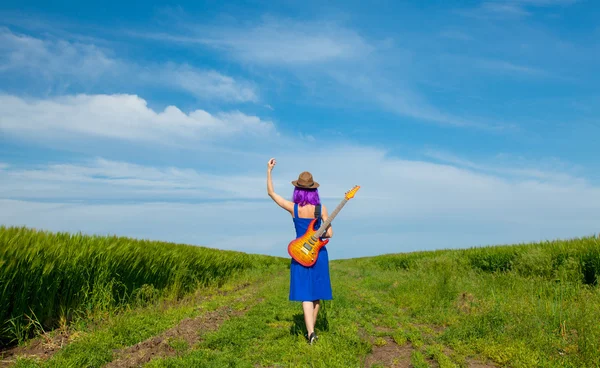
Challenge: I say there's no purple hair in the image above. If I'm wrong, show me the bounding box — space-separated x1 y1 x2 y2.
293 187 321 206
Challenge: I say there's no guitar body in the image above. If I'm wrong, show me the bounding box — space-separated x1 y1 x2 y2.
287 185 359 267
287 218 329 267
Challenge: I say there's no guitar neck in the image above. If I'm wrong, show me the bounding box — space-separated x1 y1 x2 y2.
315 198 348 238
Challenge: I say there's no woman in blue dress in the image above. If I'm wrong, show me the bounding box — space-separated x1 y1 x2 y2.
266 158 333 344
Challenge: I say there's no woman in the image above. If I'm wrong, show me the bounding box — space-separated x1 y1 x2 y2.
266 158 333 344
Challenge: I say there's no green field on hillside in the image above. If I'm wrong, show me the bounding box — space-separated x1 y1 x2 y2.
1 227 599 367
0 226 286 348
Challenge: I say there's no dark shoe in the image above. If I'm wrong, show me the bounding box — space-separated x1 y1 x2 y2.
308 332 316 344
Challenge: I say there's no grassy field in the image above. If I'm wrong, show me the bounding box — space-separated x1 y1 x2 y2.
2 227 600 367
0 226 286 348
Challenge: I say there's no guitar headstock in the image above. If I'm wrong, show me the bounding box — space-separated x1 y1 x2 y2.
344 185 361 200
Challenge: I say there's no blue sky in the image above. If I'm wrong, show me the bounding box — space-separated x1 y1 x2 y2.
1 0 599 259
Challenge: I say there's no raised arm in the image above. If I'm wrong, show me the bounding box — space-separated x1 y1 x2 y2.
267 158 294 214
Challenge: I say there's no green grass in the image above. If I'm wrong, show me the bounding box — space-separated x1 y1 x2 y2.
342 235 600 367
3 227 600 367
8 266 283 368
0 226 286 347
144 263 373 368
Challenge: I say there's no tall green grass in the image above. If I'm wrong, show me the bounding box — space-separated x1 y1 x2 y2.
373 235 600 284
348 234 600 367
0 226 286 347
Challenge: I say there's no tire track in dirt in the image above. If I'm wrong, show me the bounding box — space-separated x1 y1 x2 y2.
0 274 268 367
363 334 498 368
335 266 496 368
363 336 417 368
0 329 71 368
105 298 263 367
104 274 275 368
336 267 421 367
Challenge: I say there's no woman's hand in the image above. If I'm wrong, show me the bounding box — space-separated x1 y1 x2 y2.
266 157 293 214
267 158 276 171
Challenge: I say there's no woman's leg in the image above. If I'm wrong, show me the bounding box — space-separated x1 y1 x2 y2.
313 300 320 325
302 301 315 335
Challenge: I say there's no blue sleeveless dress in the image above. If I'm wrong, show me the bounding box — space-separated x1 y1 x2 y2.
289 203 333 301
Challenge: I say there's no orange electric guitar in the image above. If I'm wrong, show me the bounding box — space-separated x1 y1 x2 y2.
287 185 360 267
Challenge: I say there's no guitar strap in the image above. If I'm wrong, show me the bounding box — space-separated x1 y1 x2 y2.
314 204 321 221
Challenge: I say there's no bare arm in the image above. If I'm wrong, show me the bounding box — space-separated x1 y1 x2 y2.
267 158 294 214
321 205 333 238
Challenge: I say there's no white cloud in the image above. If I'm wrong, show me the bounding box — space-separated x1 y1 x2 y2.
481 2 532 16
374 90 481 128
142 17 373 65
327 71 505 130
0 94 275 144
439 30 473 41
422 149 582 183
0 158 268 200
146 63 258 102
0 26 116 80
463 0 579 18
475 58 547 76
2 147 600 259
511 0 578 6
3 144 596 222
433 53 554 84
133 16 517 130
212 19 373 65
148 15 505 130
0 27 258 103
2 141 600 258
